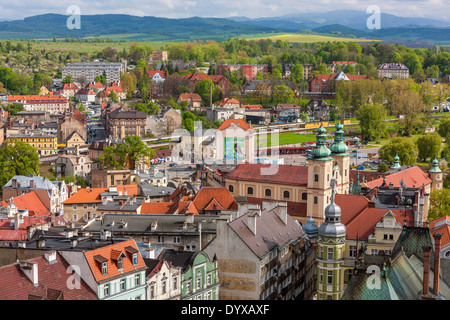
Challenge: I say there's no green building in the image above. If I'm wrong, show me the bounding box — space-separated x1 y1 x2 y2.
316 180 347 300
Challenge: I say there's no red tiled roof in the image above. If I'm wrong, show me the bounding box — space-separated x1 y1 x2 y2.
192 187 238 213
62 83 79 90
0 192 49 216
311 73 370 82
84 239 146 282
246 197 307 217
178 93 202 102
366 166 432 189
217 118 252 131
335 194 414 240
226 163 309 186
429 215 450 249
62 185 139 204
217 98 240 107
147 70 167 78
87 82 105 88
0 253 98 300
140 202 175 215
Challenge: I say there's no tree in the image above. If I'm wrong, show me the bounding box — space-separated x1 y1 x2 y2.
290 63 304 86
99 136 155 170
108 90 119 102
416 133 442 162
377 162 389 173
428 188 450 221
355 104 387 141
273 85 294 104
391 86 424 136
378 137 418 166
194 79 215 106
62 75 73 84
0 140 40 187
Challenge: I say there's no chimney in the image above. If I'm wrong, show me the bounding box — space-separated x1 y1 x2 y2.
30 179 35 189
276 202 288 225
247 212 258 236
44 250 57 263
36 237 46 248
422 244 434 300
433 233 443 296
71 237 79 249
14 213 21 231
19 261 39 286
75 144 80 156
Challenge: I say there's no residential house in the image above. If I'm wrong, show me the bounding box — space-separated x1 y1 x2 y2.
145 258 182 300
0 251 99 300
177 93 202 110
377 63 409 79
61 83 79 98
308 71 370 93
6 131 58 156
74 88 96 103
202 201 308 300
0 191 50 217
55 151 93 179
216 98 240 109
60 239 148 300
7 93 70 114
106 108 148 139
57 111 87 146
158 249 220 300
2 175 68 214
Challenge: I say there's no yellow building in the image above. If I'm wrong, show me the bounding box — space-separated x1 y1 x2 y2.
7 132 58 156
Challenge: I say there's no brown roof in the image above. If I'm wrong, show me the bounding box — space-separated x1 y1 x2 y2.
228 206 304 258
226 163 309 186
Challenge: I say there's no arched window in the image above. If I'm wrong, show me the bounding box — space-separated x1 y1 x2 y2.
247 187 254 195
314 174 319 182
228 185 234 193
314 196 318 204
302 193 308 201
265 189 272 197
283 190 290 199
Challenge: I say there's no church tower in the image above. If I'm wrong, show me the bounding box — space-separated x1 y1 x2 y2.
428 157 443 192
316 180 346 300
329 121 350 194
307 125 334 220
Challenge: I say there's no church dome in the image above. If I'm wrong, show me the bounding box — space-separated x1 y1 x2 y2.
303 217 319 238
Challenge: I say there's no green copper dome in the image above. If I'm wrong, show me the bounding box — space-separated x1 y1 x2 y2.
391 153 401 169
429 157 442 173
330 121 349 156
309 124 332 161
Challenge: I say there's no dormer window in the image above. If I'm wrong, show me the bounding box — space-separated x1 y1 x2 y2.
133 253 138 266
102 262 108 275
117 256 123 270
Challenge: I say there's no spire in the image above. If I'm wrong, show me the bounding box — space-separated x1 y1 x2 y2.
429 156 442 173
330 120 349 156
391 153 401 170
309 124 332 161
318 179 346 238
351 171 362 195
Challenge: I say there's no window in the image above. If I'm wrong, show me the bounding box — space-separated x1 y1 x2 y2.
327 271 333 284
117 257 123 270
157 236 164 244
134 274 140 286
314 174 319 182
207 273 212 285
103 283 110 296
162 279 167 294
72 204 77 210
247 187 254 195
302 193 307 201
102 262 108 275
314 196 318 204
228 185 234 193
328 248 334 260
265 189 272 197
73 214 78 221
173 276 178 290
173 236 181 244
319 269 323 283
389 234 394 240
132 253 138 266
120 278 126 291
197 277 202 289
370 249 379 255
349 246 357 258
283 190 290 199
186 281 191 294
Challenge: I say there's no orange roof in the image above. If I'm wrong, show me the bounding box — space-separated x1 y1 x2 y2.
147 70 167 78
62 83 78 90
242 104 262 109
140 202 175 215
430 215 450 249
217 118 252 131
217 98 240 107
335 194 415 240
84 239 146 282
1 192 49 216
178 93 202 102
192 187 238 213
366 166 432 189
87 82 105 88
62 185 139 204
7 94 68 102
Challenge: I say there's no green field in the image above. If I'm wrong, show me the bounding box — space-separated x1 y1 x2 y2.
256 132 317 147
244 33 380 43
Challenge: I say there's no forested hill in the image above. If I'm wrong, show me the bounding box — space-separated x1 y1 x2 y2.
0 14 281 41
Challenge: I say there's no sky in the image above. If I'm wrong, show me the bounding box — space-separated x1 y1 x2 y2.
0 0 447 22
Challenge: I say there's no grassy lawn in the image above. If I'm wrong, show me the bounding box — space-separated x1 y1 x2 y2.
256 132 316 147
244 33 380 43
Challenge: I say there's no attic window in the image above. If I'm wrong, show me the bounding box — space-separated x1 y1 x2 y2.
102 262 108 275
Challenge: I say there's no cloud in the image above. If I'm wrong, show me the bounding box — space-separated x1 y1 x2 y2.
0 0 447 21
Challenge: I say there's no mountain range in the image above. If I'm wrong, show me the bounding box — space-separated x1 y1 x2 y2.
0 10 448 43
